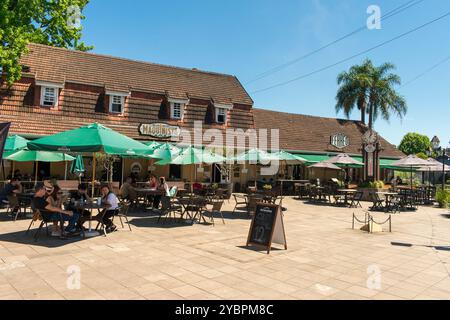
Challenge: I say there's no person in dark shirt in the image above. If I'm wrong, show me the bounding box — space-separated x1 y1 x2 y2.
67 183 92 229
33 183 80 235
0 178 22 215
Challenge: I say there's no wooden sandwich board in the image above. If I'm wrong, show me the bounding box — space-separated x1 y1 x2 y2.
246 203 287 254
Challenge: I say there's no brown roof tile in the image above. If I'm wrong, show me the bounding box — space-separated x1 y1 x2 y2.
20 43 254 106
253 108 404 158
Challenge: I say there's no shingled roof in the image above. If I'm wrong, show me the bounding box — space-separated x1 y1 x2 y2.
253 108 404 158
20 43 253 106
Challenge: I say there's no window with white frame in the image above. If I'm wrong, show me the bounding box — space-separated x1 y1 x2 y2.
109 95 124 113
40 86 59 107
216 107 227 124
171 102 184 120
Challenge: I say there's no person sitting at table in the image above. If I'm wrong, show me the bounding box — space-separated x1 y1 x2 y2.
13 169 23 181
0 178 22 216
96 184 119 233
120 177 137 203
48 185 68 236
153 177 170 209
33 183 80 236
396 176 403 185
67 183 92 228
146 174 159 204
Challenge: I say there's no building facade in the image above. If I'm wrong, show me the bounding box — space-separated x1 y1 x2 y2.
1 44 404 188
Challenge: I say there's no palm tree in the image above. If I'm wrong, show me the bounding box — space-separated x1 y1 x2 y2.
335 59 407 129
336 60 373 124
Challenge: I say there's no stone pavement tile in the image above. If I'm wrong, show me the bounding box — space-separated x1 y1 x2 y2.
372 292 403 300
344 285 380 298
141 291 184 300
211 286 250 299
96 287 144 300
132 283 167 296
309 283 340 297
191 279 225 292
170 284 208 298
289 289 328 300
155 277 189 290
0 283 17 297
2 255 29 263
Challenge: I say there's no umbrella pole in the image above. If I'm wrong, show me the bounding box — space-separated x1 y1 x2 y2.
1 160 5 181
92 153 96 198
12 161 15 178
121 158 124 185
35 161 38 185
64 162 68 180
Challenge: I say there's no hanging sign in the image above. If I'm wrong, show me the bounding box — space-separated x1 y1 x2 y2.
247 203 287 254
139 123 181 139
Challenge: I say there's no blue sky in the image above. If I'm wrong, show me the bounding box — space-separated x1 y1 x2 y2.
80 0 450 147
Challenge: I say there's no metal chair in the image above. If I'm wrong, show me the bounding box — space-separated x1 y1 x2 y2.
33 210 65 242
349 191 364 208
232 194 248 214
112 202 132 231
203 199 225 226
369 192 384 211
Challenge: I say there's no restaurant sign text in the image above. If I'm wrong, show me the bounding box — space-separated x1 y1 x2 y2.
139 123 181 139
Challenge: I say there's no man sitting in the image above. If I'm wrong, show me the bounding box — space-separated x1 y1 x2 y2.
33 183 81 236
0 178 22 216
67 183 92 229
119 177 137 203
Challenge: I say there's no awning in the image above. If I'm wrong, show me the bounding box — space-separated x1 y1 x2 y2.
295 153 404 170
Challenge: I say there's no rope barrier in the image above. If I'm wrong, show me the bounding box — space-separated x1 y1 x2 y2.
352 212 392 233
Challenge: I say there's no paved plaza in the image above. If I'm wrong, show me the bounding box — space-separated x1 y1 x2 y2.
0 197 449 300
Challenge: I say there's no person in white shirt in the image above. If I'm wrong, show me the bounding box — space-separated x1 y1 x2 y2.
97 185 119 233
153 177 170 208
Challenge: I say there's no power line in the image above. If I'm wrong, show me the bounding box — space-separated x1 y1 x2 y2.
401 56 450 88
245 0 426 85
251 12 450 95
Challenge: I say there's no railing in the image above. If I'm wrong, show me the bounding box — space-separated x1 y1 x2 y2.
352 211 392 233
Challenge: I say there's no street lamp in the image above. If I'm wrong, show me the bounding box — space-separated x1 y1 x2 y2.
431 136 447 190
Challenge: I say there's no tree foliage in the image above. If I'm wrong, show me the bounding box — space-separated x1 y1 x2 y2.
336 59 407 129
0 0 92 85
398 132 431 156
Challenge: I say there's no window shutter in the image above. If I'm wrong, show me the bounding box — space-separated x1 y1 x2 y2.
205 103 215 124
95 93 107 113
159 100 170 120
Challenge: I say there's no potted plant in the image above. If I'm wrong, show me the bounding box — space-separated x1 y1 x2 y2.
357 180 385 201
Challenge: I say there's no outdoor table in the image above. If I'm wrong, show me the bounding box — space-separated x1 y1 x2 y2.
312 186 326 202
74 201 108 237
177 196 207 223
134 188 163 209
337 189 357 206
376 192 399 212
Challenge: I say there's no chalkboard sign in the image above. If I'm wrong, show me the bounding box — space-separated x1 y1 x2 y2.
247 203 287 254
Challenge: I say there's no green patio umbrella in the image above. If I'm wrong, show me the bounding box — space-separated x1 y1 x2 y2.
270 151 307 164
148 142 183 161
155 146 225 165
27 123 151 156
4 135 29 152
70 155 85 182
3 135 30 178
5 150 75 184
27 123 153 196
144 141 162 150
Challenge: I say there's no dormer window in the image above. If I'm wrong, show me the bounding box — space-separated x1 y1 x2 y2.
106 91 129 114
36 81 63 108
216 108 227 124
214 103 232 124
110 95 124 113
41 86 58 107
168 98 189 120
171 102 182 119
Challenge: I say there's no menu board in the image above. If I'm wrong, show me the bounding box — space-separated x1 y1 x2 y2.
247 203 287 254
